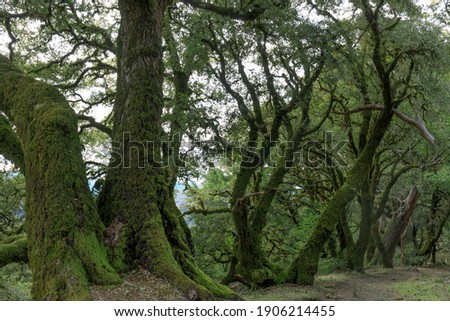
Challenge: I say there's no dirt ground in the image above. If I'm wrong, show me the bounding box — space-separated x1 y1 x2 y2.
89 266 449 301
242 266 450 301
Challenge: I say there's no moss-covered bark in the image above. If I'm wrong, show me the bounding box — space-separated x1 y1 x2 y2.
349 107 374 272
417 191 450 258
369 224 393 268
351 176 373 272
0 236 28 267
229 165 274 287
97 0 236 300
231 110 312 286
285 1 402 285
286 105 394 284
337 208 355 261
0 55 120 300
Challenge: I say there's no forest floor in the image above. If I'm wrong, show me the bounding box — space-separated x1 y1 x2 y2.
241 266 450 301
1 263 449 300
89 265 450 301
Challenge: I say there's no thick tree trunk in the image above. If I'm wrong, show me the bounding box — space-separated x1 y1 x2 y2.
232 117 311 286
97 0 235 300
0 55 120 300
230 166 274 287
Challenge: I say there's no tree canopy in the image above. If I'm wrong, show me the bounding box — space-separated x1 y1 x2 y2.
0 0 449 300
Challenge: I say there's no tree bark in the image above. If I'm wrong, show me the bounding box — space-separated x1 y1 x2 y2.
229 166 274 287
383 187 419 264
0 55 120 300
369 225 393 268
351 176 373 272
286 104 394 285
97 0 235 300
417 190 449 258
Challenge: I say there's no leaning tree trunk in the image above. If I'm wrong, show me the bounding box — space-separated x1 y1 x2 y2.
97 0 235 300
351 176 373 272
285 0 401 285
286 104 394 285
383 187 419 265
350 109 373 272
0 55 120 300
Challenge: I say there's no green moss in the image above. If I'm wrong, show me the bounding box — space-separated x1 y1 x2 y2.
74 231 121 285
0 238 28 268
162 196 239 299
99 1 238 300
287 104 394 285
106 230 128 273
30 240 91 300
1 234 26 244
393 279 450 300
0 56 120 300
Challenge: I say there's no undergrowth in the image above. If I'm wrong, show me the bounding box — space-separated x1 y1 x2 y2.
0 263 32 300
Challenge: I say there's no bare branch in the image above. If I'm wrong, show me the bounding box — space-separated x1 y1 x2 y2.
183 207 231 215
77 114 112 137
180 0 264 21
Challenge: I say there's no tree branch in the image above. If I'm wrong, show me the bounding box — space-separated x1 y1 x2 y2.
181 0 265 21
335 105 436 145
77 114 112 137
0 237 28 268
183 207 231 215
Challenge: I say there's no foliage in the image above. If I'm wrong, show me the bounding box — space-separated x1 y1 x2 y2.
0 0 449 299
0 263 32 301
0 172 25 238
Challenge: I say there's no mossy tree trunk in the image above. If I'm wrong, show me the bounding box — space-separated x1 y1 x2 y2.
97 0 235 300
351 177 373 272
285 117 393 284
285 0 408 285
337 208 355 260
227 121 313 287
350 109 373 272
0 56 120 300
229 160 275 287
417 190 450 259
